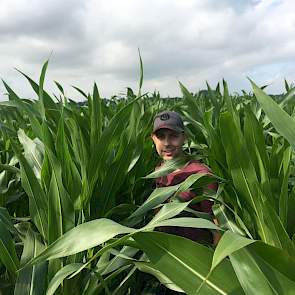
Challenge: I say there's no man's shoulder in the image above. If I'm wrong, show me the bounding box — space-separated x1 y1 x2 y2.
183 160 211 174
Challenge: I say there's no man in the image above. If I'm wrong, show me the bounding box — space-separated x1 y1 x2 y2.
151 111 219 245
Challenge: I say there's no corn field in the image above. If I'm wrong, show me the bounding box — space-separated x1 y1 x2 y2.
0 61 295 295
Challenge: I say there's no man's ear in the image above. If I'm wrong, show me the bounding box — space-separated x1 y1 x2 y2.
151 133 156 143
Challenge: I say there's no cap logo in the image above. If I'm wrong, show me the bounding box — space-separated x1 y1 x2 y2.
160 113 170 121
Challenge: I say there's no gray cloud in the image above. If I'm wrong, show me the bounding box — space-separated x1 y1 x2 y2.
0 0 85 38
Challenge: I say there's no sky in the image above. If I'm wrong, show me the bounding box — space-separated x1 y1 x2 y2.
0 0 295 101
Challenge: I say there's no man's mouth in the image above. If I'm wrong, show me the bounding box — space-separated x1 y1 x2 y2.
163 150 174 155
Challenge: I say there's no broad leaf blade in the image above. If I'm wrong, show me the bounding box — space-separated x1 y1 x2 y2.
14 225 47 295
0 220 19 275
46 263 84 295
134 231 243 295
29 219 135 265
251 80 295 151
14 145 48 240
211 231 255 270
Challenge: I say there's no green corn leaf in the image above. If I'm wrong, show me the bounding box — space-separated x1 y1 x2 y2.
18 129 44 181
249 241 295 282
15 66 57 111
251 79 295 151
138 48 144 97
126 182 184 223
38 60 48 120
284 79 290 92
149 217 219 231
230 242 295 295
0 207 19 235
230 248 275 295
13 144 48 241
262 202 295 257
206 81 219 115
143 156 190 179
279 86 295 108
223 80 239 130
0 163 20 174
2 79 21 101
48 171 63 244
67 118 89 180
134 261 183 292
90 83 102 154
56 111 82 204
71 85 88 99
244 108 269 177
14 224 47 295
212 203 250 237
219 111 269 243
145 201 191 227
179 81 203 123
28 219 136 265
54 80 65 95
0 220 19 275
93 265 131 295
46 150 75 235
0 98 43 139
134 231 243 295
279 146 292 227
101 246 138 276
127 173 214 226
86 97 141 206
28 203 220 269
287 190 295 237
46 263 84 295
211 231 255 271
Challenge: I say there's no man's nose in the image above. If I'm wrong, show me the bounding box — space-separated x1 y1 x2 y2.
162 136 171 145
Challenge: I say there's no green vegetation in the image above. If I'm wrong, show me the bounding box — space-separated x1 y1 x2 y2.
0 61 295 294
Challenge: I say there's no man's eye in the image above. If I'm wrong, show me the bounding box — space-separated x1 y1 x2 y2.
156 134 165 140
171 134 179 138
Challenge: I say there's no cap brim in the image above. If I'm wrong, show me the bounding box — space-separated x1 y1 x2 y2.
153 125 184 133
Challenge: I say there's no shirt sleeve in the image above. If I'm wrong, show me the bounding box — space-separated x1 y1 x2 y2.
177 161 217 214
178 190 213 214
189 162 218 193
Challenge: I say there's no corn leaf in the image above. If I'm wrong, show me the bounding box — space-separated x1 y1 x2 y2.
134 261 183 292
251 80 295 150
230 248 275 295
14 224 47 295
55 111 82 203
134 231 243 295
219 111 269 243
28 219 135 265
211 231 255 271
46 150 75 235
18 129 44 181
46 263 84 295
0 220 19 275
14 146 48 241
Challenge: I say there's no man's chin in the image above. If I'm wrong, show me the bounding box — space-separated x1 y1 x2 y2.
162 154 174 160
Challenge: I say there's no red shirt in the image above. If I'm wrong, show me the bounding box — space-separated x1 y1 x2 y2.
156 160 217 244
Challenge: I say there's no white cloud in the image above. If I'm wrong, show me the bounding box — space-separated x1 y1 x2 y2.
0 0 295 100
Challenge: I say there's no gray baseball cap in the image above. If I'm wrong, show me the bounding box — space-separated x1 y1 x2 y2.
153 111 184 133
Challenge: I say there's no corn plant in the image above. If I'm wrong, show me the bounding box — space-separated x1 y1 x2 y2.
0 61 294 294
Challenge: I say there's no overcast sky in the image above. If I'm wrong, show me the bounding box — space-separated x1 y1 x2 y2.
0 0 295 101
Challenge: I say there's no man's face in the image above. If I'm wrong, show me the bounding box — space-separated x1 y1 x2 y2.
151 128 185 160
